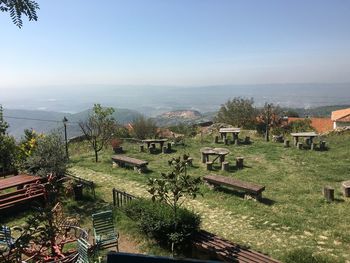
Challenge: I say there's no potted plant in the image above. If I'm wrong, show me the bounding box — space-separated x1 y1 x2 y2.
111 138 123 154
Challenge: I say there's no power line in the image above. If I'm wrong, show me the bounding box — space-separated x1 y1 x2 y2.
3 115 79 124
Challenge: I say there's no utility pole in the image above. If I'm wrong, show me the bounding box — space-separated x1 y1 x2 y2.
63 117 69 160
265 104 271 142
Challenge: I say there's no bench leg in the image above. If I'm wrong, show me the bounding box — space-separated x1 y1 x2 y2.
244 192 262 201
135 166 147 174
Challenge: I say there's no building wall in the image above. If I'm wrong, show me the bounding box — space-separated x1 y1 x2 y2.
335 121 350 129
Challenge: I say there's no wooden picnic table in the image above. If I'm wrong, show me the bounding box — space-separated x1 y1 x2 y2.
219 128 240 140
142 139 168 149
290 132 318 146
0 174 41 191
200 147 230 164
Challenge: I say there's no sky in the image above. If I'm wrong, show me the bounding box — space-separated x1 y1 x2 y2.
1 0 350 88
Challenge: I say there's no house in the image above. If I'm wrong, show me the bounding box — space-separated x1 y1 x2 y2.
331 108 350 129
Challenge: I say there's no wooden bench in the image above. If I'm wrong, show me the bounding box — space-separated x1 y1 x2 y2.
112 155 148 173
203 175 265 201
193 230 280 263
0 184 45 211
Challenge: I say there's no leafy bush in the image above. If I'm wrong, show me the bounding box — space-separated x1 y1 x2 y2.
168 124 197 137
215 97 257 128
0 134 18 172
284 248 336 263
111 138 122 148
123 198 200 251
26 132 68 177
289 119 314 133
132 116 158 140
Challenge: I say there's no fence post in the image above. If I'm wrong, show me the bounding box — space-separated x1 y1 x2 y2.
112 188 116 207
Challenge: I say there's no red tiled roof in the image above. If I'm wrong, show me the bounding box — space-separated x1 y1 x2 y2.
331 108 350 121
288 117 333 133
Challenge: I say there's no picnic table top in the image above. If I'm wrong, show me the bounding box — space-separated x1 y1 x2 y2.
142 139 168 143
200 147 230 155
290 132 318 137
0 174 41 191
219 128 241 133
204 174 265 193
112 155 148 166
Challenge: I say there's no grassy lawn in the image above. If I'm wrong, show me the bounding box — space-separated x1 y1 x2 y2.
69 131 350 262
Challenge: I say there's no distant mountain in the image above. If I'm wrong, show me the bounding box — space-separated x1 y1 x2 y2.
4 108 142 139
153 110 215 127
4 103 349 139
281 105 350 118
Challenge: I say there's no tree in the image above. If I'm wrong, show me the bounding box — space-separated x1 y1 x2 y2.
148 157 202 255
0 0 39 28
26 132 68 177
0 134 18 172
215 97 256 128
256 103 283 141
0 105 18 172
79 104 117 162
0 105 9 135
131 115 157 140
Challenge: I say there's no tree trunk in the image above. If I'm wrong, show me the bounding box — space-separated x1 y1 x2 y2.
95 150 98 162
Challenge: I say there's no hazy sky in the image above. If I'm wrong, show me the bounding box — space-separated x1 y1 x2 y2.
1 0 350 87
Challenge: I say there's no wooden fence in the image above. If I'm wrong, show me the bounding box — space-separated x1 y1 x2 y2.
112 188 137 208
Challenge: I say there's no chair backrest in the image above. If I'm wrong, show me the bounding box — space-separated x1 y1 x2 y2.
92 210 116 242
0 225 13 247
76 238 90 263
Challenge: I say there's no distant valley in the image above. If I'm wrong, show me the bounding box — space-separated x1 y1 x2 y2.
3 104 350 139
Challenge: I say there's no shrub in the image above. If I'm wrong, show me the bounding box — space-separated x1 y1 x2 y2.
26 132 68 177
111 138 122 148
289 119 314 133
132 116 158 140
123 198 200 252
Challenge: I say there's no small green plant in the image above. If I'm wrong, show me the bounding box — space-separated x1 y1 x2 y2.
148 158 202 255
123 198 200 253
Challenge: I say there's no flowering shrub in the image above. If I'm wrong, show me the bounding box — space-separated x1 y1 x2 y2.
19 129 43 158
111 138 122 149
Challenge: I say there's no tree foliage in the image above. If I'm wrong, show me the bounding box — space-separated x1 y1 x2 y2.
79 104 117 162
26 132 68 177
289 118 314 133
0 0 39 28
131 115 157 140
0 134 18 172
0 105 18 172
215 97 256 128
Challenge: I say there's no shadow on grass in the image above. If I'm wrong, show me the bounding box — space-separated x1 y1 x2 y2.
260 198 276 206
211 186 276 205
64 197 113 219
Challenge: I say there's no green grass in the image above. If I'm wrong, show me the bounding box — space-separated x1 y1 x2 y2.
68 131 350 262
3 132 349 262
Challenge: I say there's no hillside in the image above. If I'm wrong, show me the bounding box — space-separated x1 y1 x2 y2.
4 108 142 139
153 110 215 126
